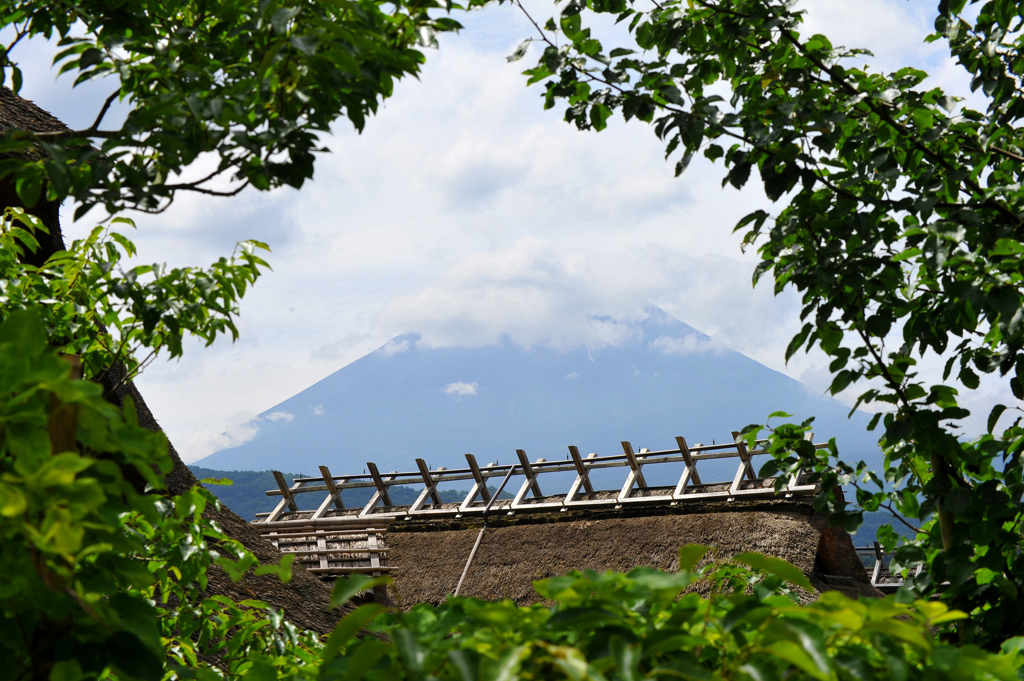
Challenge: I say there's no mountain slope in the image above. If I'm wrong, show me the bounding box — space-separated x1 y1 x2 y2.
197 307 878 491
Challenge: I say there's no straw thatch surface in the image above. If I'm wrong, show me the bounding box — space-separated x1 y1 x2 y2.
0 86 69 264
386 507 879 607
0 86 69 136
198 497 350 634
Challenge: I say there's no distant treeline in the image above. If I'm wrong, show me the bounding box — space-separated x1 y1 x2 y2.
848 508 918 546
189 466 512 520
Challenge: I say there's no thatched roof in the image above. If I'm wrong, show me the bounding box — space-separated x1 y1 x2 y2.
0 86 69 264
384 502 880 607
0 86 70 135
0 89 350 634
125 352 352 634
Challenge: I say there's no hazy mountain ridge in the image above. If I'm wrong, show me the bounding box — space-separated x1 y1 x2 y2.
197 306 880 487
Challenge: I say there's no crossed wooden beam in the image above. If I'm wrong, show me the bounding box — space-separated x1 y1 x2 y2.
262 431 823 523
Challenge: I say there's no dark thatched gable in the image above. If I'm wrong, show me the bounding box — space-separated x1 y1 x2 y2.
0 86 348 634
0 86 69 135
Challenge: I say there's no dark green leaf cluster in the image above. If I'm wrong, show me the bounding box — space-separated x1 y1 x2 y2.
0 208 269 391
510 0 1024 646
0 307 321 681
316 547 1024 681
0 0 462 217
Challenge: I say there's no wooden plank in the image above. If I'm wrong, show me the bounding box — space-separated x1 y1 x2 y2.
367 462 394 507
483 465 517 515
618 441 648 501
564 452 597 505
464 453 491 503
257 529 386 540
279 547 389 557
871 542 884 585
258 517 393 530
568 446 595 493
306 566 396 574
265 496 292 523
317 531 328 570
675 436 702 485
454 526 486 597
416 458 443 505
516 449 543 498
321 465 345 508
621 441 649 488
359 470 398 518
273 471 299 512
368 529 383 577
730 431 757 494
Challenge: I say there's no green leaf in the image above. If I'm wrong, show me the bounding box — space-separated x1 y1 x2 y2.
765 640 828 681
987 404 1008 433
733 552 813 591
105 630 164 681
271 7 301 33
482 644 525 681
289 35 319 55
507 39 532 62
331 574 391 608
123 394 139 426
678 544 710 572
242 657 278 681
323 603 386 659
342 638 392 680
15 170 42 207
253 553 296 584
215 552 258 582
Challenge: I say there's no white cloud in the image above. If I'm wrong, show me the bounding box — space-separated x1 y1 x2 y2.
180 412 261 463
13 0 1002 456
565 372 583 380
266 411 294 422
385 238 677 350
311 333 373 361
379 338 412 356
649 334 721 356
444 382 479 396
312 404 325 415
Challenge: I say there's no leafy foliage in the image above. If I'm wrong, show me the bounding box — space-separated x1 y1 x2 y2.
0 0 461 217
0 308 312 681
0 0 468 676
0 209 269 391
506 0 1024 646
4 0 1024 674
316 547 1024 681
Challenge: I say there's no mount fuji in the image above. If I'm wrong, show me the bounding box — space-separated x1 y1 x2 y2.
196 307 879 487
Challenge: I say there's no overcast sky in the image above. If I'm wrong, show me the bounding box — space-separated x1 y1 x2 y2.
11 0 1016 462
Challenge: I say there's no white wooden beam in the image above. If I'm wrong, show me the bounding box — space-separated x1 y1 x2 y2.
516 449 543 498
568 446 594 493
367 462 394 507
461 453 492 511
675 436 702 485
312 465 345 520
618 441 648 501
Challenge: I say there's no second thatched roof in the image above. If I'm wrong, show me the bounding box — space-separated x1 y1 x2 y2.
384 501 879 607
